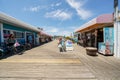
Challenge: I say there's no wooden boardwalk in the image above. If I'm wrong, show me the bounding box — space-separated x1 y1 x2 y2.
0 40 120 80
75 44 120 80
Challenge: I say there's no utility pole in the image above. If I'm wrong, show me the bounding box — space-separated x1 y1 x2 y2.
114 0 119 58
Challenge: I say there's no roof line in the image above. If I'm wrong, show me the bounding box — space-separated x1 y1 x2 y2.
75 14 113 32
0 12 40 32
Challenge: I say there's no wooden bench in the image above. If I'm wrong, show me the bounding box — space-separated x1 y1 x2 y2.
86 47 97 56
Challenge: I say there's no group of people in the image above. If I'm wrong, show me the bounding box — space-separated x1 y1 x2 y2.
4 34 33 54
58 37 73 52
58 38 66 52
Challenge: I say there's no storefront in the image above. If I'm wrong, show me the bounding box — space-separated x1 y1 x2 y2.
75 14 114 55
39 31 52 44
0 13 40 45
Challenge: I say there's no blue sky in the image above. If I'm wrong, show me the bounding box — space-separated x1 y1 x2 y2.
0 0 119 36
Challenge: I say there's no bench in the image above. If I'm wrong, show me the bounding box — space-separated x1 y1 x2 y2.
86 47 97 56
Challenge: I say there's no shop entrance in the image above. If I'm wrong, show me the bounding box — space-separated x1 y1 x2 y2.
97 28 104 48
26 33 34 44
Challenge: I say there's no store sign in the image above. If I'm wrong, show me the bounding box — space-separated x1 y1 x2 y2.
104 28 114 44
66 41 72 47
66 40 73 51
104 27 114 55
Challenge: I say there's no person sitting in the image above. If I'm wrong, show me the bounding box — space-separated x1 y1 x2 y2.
6 34 17 53
7 34 15 46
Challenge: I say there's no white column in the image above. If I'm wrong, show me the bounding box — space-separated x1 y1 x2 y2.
36 34 40 45
0 23 4 43
114 21 118 57
114 0 119 58
117 21 120 57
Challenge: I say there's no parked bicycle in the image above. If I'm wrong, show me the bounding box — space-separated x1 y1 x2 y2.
0 48 4 59
0 41 25 59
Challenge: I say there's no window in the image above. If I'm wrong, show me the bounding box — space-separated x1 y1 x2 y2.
13 31 24 38
3 29 25 38
3 30 10 38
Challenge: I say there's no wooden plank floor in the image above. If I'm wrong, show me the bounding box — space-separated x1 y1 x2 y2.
0 40 96 80
74 44 120 80
0 40 120 80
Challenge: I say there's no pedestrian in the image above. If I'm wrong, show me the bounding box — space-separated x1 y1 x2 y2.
28 35 33 44
58 38 66 52
28 35 33 48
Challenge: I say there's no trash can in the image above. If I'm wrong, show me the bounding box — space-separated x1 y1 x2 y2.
86 47 97 56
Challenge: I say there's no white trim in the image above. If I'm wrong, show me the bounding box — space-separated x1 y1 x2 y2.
0 23 4 42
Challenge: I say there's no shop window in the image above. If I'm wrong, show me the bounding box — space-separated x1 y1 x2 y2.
3 30 10 38
13 31 24 38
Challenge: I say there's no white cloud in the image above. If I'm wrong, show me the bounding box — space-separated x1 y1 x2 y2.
45 9 72 20
42 26 59 33
24 6 40 12
59 31 71 36
46 27 59 33
51 2 62 7
69 26 78 30
56 2 62 6
40 26 72 36
66 0 92 20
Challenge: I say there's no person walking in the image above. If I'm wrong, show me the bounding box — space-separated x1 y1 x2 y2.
58 38 66 52
28 35 33 48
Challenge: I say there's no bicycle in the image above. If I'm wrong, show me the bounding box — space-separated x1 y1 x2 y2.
0 49 4 59
0 42 8 59
17 45 25 55
23 42 32 50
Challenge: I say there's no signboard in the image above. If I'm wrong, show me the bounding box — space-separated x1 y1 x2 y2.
98 27 114 55
104 27 114 44
98 42 105 54
65 40 73 51
104 27 114 55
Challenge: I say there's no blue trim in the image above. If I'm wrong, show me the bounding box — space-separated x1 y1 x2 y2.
3 23 35 33
3 23 38 45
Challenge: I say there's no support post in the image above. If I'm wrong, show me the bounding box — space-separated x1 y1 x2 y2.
114 0 120 58
95 29 97 48
0 23 4 43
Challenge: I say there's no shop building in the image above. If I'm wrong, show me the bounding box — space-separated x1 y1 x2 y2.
0 12 42 45
39 31 52 44
75 14 114 55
